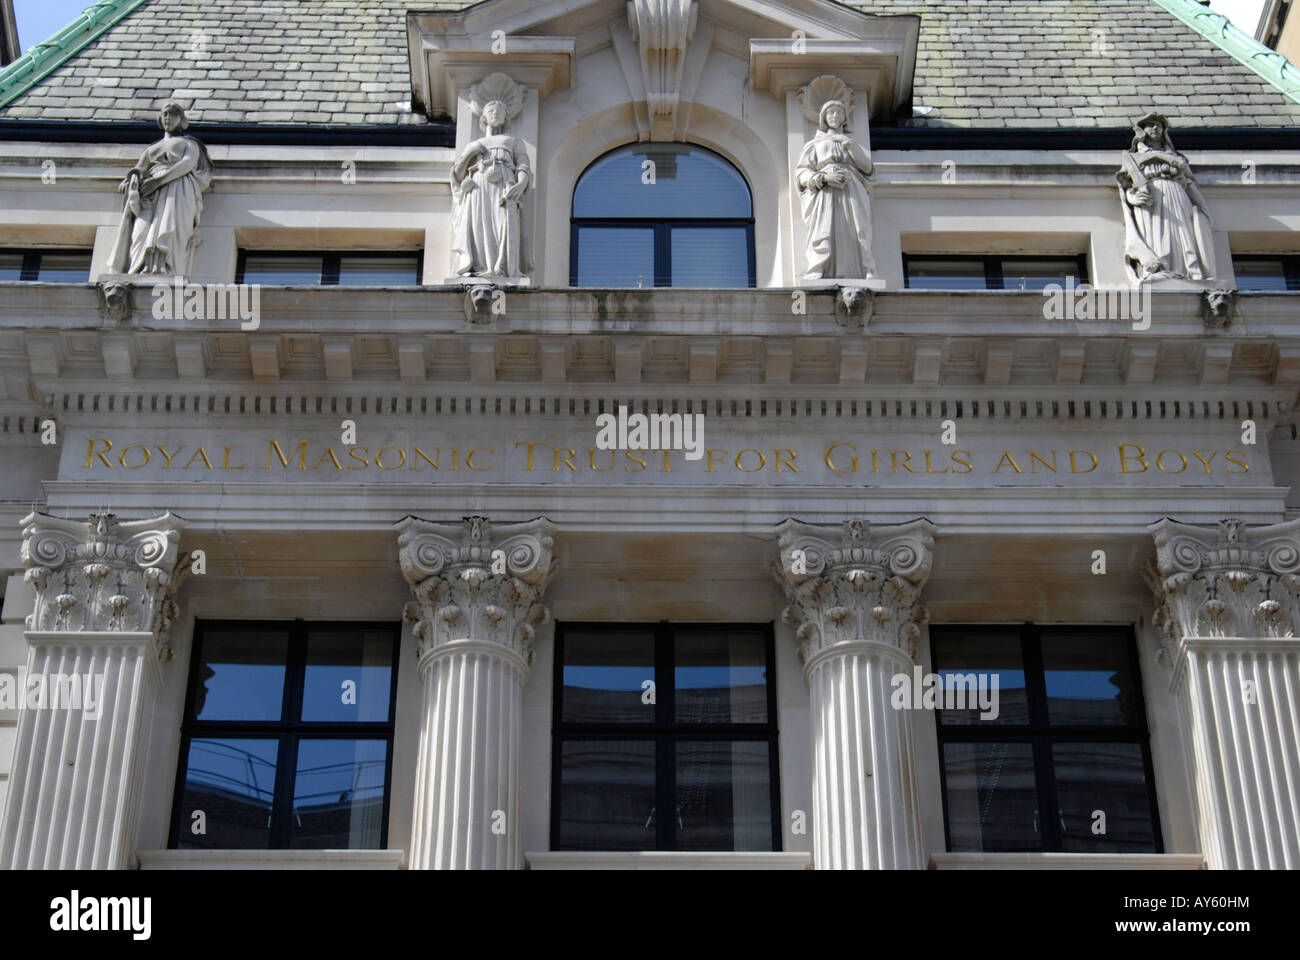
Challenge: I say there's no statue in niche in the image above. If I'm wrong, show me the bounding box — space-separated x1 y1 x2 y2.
796 78 876 281
1116 113 1216 283
109 100 213 278
450 73 531 281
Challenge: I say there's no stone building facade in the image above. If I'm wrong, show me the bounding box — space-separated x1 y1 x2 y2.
0 0 1297 870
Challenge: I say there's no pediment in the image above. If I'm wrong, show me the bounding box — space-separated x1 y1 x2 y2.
408 0 919 125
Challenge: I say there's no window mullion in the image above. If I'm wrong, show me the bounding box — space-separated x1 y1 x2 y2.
654 225 671 287
321 253 340 285
270 735 296 849
656 622 674 850
1033 739 1061 851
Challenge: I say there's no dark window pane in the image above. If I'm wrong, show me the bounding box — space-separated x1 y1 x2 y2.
933 631 1028 726
575 227 654 287
1234 258 1290 291
193 629 289 722
670 227 750 288
943 741 1040 852
241 254 323 285
177 738 278 849
1053 742 1157 853
674 740 772 851
35 251 92 282
301 627 393 722
337 255 420 286
674 627 767 724
0 253 22 281
906 259 988 289
999 258 1082 291
290 739 387 849
562 628 656 724
574 144 752 219
557 739 656 850
1041 632 1139 726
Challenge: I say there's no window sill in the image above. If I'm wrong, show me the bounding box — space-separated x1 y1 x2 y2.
930 853 1205 870
525 852 811 870
137 849 405 870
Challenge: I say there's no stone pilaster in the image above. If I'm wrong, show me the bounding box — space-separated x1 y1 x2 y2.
0 511 187 869
1148 517 1300 869
774 517 935 869
397 515 556 869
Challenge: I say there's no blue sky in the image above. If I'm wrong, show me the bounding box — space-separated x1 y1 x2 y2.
10 0 1274 54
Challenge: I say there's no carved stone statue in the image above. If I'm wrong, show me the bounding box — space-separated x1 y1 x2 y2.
1116 113 1215 283
796 79 876 281
109 100 213 278
450 73 531 281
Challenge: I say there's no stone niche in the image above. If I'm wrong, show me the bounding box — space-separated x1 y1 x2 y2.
406 0 920 286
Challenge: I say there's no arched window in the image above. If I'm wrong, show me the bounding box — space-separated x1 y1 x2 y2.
571 144 755 288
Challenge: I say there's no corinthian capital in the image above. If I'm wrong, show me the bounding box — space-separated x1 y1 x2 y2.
1147 517 1300 655
21 511 189 652
773 518 936 665
396 516 557 670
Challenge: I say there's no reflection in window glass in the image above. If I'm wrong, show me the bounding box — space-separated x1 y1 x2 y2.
1053 742 1157 853
933 631 1028 726
193 629 289 722
337 255 420 286
670 228 751 288
557 740 656 850
999 258 1082 291
943 742 1039 852
905 259 987 289
674 741 772 851
1233 257 1295 291
674 628 767 724
0 253 22 281
291 739 388 849
240 255 323 285
302 628 393 722
573 144 752 219
1041 633 1137 726
177 738 278 849
562 627 655 724
574 227 655 288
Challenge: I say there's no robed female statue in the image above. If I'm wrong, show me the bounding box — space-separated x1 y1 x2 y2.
796 96 876 281
109 100 213 278
1116 113 1215 283
450 74 531 281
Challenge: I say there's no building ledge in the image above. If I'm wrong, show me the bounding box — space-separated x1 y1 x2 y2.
526 851 811 870
930 853 1205 870
137 849 405 870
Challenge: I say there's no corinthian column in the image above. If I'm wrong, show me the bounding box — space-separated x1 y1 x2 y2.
774 518 935 869
397 515 556 869
1148 517 1300 869
0 512 187 869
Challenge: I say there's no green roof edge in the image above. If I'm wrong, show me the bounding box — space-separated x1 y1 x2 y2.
1153 0 1300 105
0 0 152 111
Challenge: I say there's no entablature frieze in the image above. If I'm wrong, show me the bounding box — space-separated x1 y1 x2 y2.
2 286 1300 397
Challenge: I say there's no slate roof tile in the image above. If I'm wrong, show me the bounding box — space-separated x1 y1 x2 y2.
0 0 1296 128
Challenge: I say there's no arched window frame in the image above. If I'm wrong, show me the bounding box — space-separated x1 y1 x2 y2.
569 143 757 289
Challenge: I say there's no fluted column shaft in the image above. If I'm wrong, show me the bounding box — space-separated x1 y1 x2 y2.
1150 517 1300 869
0 512 186 869
398 516 555 870
805 639 924 869
776 518 935 869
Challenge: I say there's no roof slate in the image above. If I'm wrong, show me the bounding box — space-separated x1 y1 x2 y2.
1 0 1297 128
